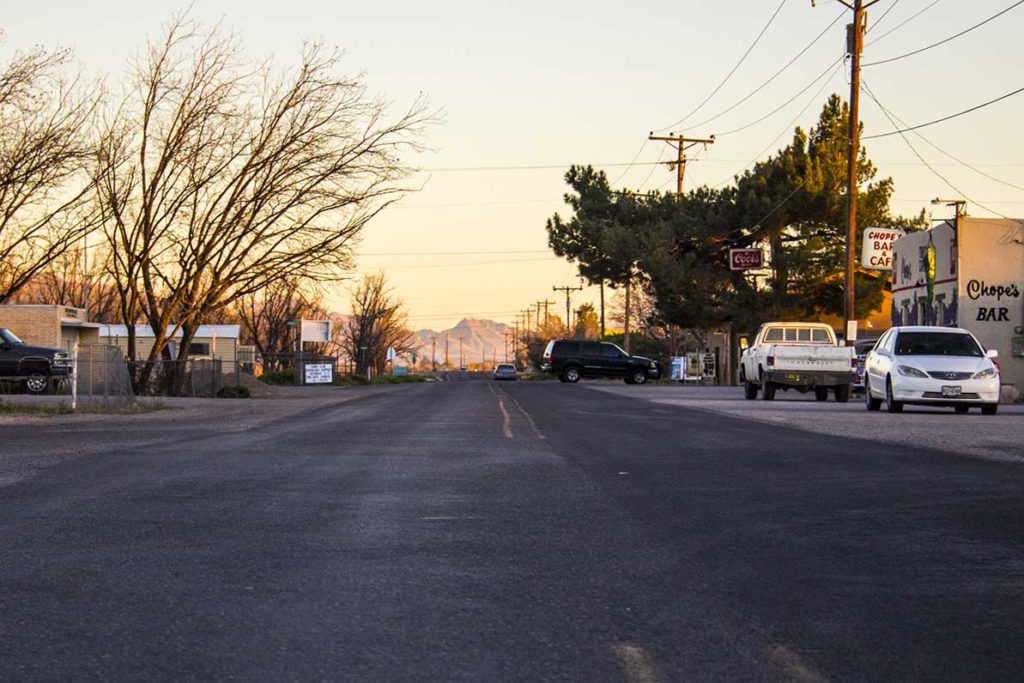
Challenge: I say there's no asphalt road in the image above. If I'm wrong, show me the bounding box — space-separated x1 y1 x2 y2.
1 378 1023 681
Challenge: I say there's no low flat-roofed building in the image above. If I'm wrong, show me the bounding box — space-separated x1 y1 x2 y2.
100 324 240 365
0 304 101 351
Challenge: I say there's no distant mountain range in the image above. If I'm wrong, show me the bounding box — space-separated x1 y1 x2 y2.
413 318 512 368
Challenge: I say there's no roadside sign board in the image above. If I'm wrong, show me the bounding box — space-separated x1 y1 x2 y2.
729 248 763 271
670 356 687 380
304 363 333 384
300 319 332 343
861 227 904 270
392 366 409 376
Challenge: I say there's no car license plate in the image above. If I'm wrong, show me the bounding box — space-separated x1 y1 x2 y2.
786 373 801 381
941 385 962 397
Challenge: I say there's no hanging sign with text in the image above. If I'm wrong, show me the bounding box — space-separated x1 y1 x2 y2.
861 227 904 270
729 248 764 271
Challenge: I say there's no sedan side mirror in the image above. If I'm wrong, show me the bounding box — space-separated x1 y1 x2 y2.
987 349 999 359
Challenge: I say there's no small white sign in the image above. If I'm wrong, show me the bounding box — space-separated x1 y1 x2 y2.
846 320 859 343
304 363 333 384
861 227 904 270
300 320 332 344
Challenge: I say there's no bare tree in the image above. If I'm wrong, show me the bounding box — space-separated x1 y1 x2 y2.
11 243 119 322
94 15 430 391
236 278 322 366
341 272 415 376
0 45 98 302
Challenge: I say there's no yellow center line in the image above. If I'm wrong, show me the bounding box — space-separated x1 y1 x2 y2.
764 644 831 683
489 384 513 438
611 642 665 683
507 393 546 440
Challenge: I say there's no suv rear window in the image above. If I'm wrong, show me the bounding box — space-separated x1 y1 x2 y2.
552 341 580 356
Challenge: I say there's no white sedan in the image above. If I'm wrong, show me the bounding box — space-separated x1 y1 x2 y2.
863 326 1000 415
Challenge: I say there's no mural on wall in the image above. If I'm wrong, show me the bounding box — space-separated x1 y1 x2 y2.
891 224 957 328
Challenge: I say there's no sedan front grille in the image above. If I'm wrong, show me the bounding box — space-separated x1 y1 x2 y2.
926 371 973 381
922 392 981 400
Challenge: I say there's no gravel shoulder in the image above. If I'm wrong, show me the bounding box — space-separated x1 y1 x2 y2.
585 383 1024 463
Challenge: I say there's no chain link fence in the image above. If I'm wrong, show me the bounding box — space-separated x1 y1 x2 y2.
74 344 135 408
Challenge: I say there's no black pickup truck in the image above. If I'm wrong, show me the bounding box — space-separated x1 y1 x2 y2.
0 328 72 394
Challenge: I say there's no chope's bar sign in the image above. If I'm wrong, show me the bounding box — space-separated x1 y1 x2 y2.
729 248 763 271
860 227 904 270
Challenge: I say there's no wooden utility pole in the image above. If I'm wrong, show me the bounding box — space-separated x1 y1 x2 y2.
444 333 449 369
817 0 879 344
458 333 465 369
431 337 437 372
552 283 584 336
647 133 714 195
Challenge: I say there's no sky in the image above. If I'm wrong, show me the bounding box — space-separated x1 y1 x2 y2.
5 0 1023 329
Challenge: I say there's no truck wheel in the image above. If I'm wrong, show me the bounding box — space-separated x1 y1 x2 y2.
885 378 903 413
814 387 829 402
761 381 776 401
833 384 851 403
629 369 647 385
25 374 49 394
563 366 581 383
743 381 758 400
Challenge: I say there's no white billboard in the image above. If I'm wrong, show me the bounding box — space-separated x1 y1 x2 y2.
300 319 332 344
861 227 904 270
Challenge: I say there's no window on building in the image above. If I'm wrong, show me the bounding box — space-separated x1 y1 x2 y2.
189 342 211 356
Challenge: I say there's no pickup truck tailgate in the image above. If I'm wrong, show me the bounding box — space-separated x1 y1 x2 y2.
769 345 854 372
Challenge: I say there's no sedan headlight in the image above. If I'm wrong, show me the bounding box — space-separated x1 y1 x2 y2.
896 364 928 378
973 367 998 380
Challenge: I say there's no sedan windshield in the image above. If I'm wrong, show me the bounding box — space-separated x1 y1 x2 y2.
895 332 982 357
0 329 24 345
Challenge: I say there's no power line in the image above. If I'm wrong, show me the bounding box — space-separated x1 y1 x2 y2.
861 81 1012 219
688 8 845 131
866 0 942 46
868 0 901 32
360 249 550 256
862 84 1024 139
714 56 844 137
863 0 1024 67
869 97 1024 194
715 60 844 188
419 160 667 173
656 0 788 132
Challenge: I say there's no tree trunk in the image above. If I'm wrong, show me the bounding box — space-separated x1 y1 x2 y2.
599 280 606 339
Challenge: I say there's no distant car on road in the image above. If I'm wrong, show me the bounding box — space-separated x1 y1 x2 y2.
0 327 72 394
493 363 518 381
852 338 879 392
863 326 1000 415
541 339 661 384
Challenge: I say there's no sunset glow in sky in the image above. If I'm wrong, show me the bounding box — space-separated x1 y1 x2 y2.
6 1 1023 329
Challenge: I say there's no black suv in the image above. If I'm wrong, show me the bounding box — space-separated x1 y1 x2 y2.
0 328 72 394
542 339 661 384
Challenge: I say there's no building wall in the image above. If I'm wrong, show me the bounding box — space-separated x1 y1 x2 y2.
0 306 61 347
959 218 1024 390
892 218 1024 391
101 335 238 365
0 305 101 351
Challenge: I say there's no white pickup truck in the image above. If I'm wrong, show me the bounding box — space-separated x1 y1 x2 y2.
739 322 857 402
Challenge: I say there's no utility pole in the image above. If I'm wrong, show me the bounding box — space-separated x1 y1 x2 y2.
503 332 511 362
444 333 449 370
458 333 465 369
647 133 714 195
521 308 533 336
552 283 584 336
815 0 879 344
431 336 437 372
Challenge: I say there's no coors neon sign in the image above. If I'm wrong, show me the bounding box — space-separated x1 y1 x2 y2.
729 248 763 271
